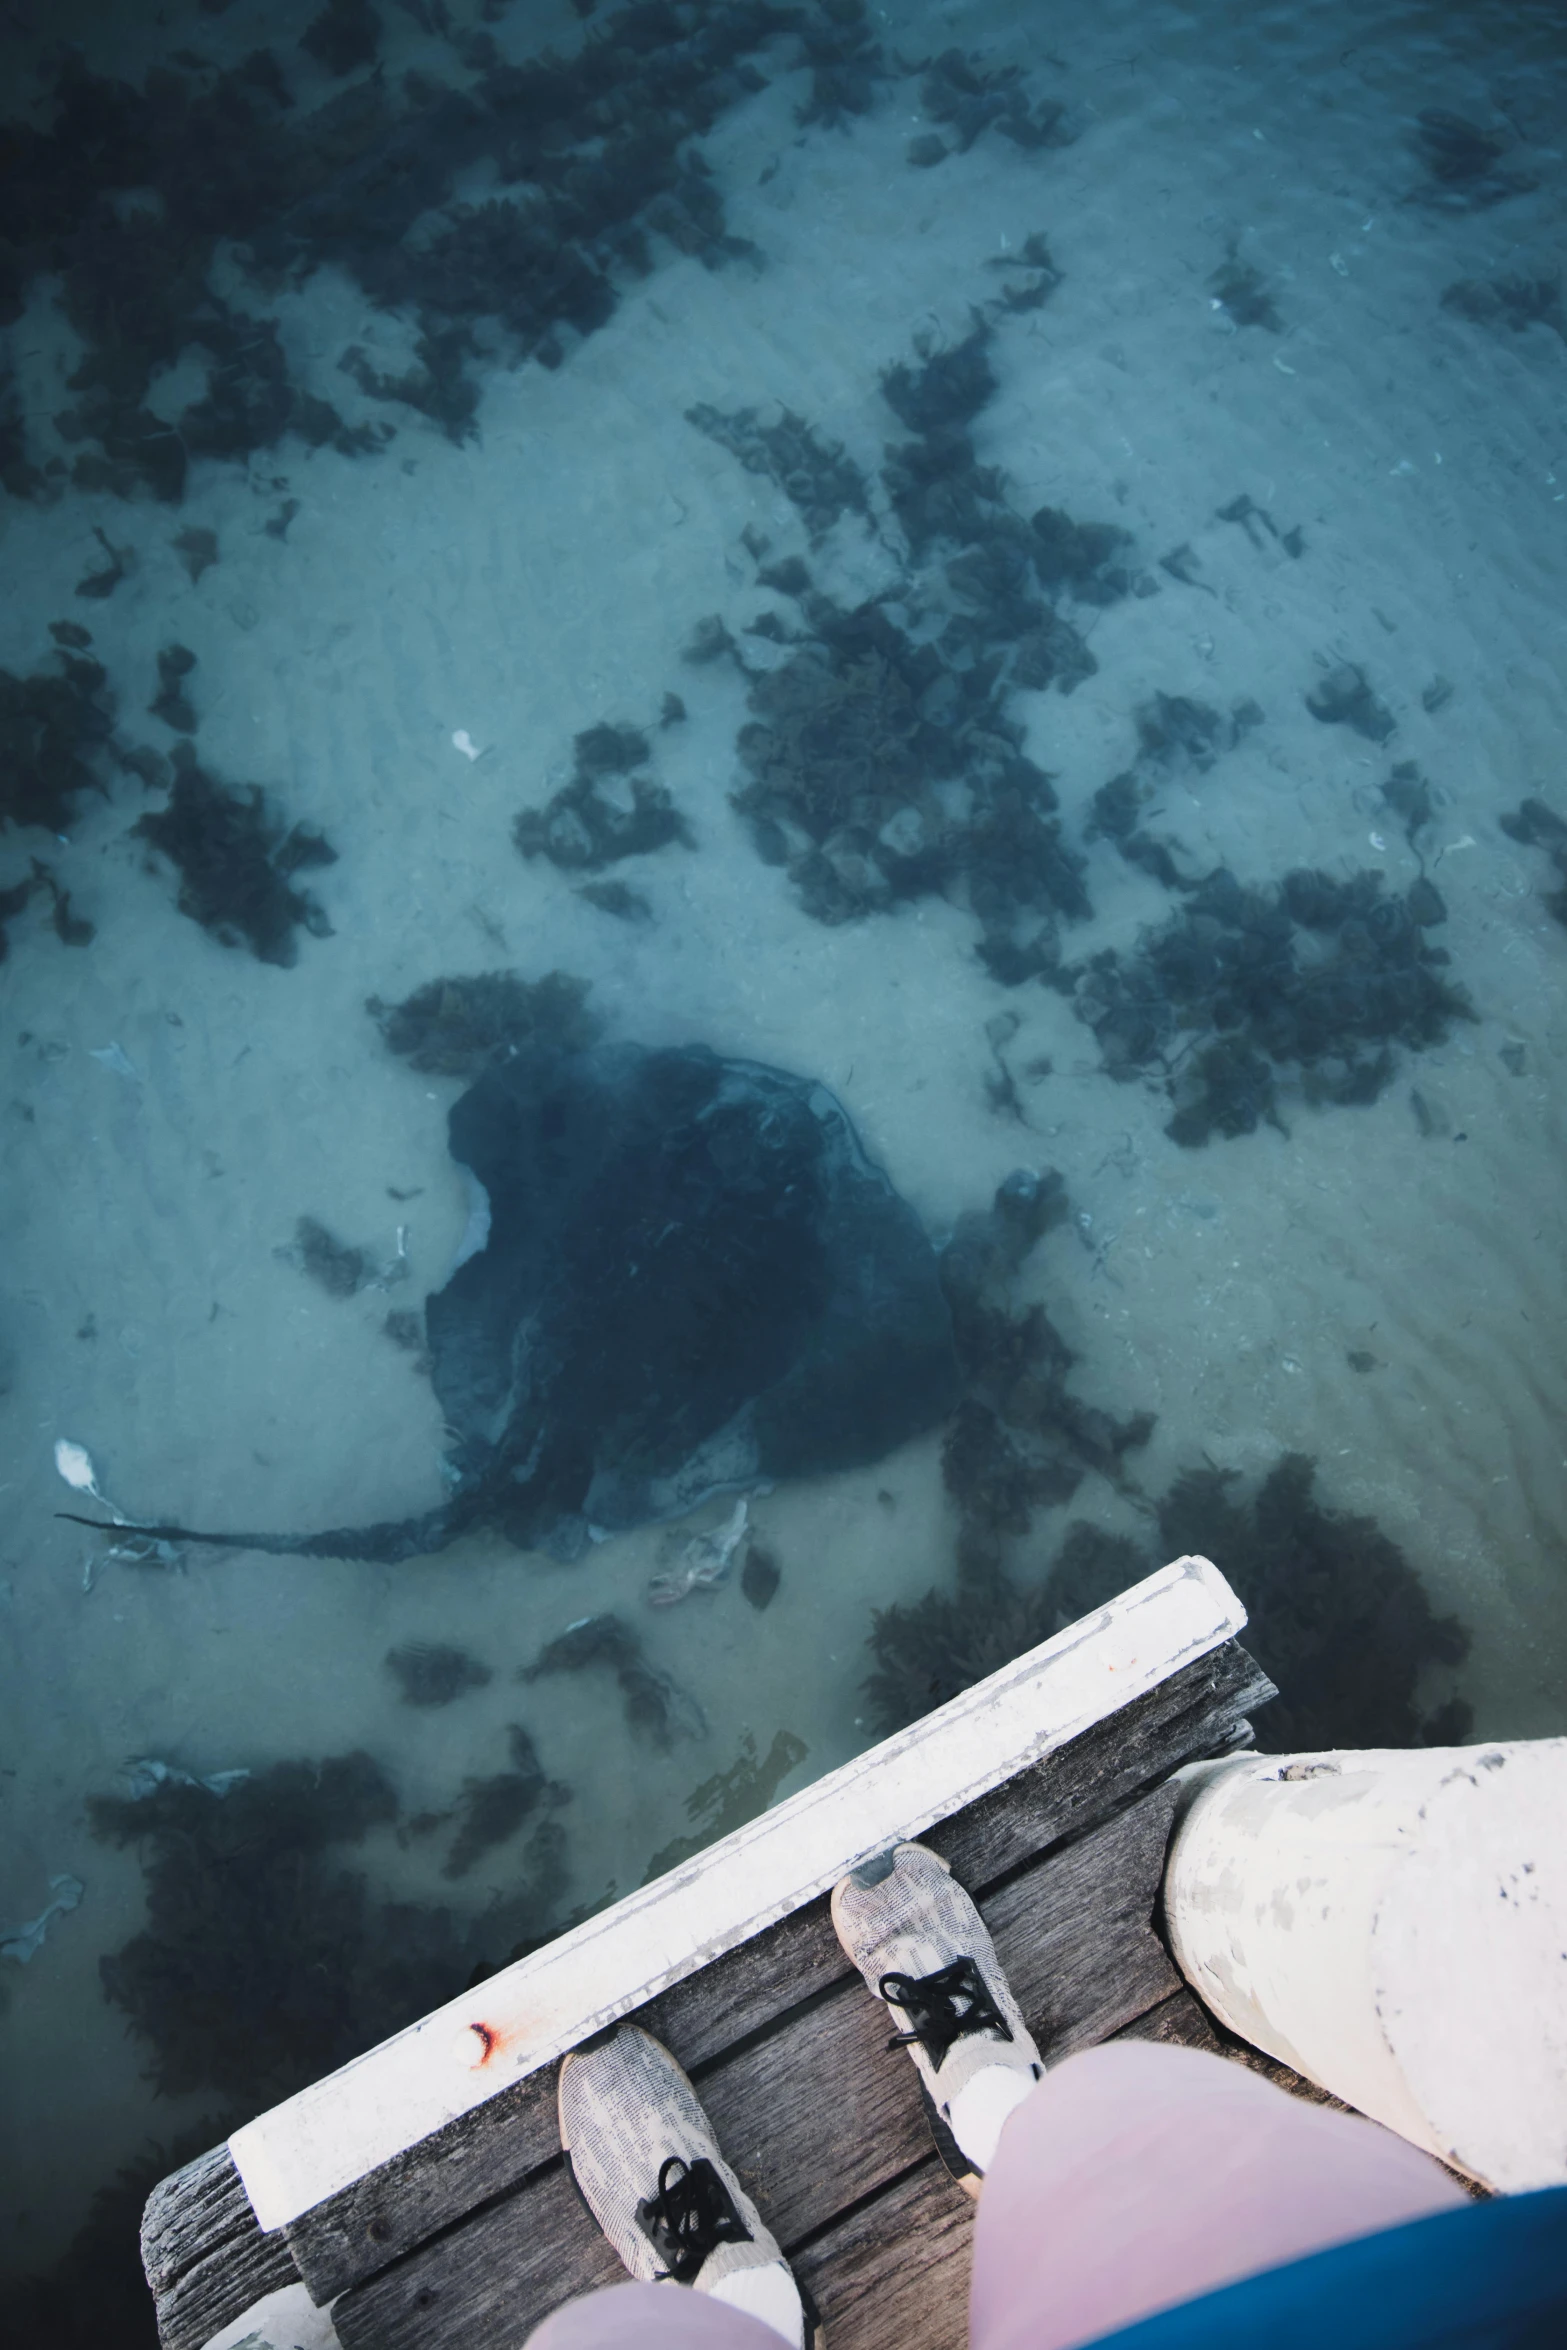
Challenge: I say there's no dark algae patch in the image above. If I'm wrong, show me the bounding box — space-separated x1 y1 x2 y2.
86 1753 484 2109
867 1457 1470 1753
1156 1456 1471 1751
1 2128 221 2350
368 967 602 1077
386 1640 493 1706
937 1168 1153 1571
132 745 337 965
643 1728 808 1879
0 650 115 835
1074 863 1472 1146
0 1 886 498
1499 799 1567 926
514 722 694 872
522 1613 704 1751
442 1725 569 1881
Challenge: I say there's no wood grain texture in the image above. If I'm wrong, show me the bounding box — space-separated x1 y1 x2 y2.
285 1641 1269 2303
1112 1986 1227 2055
329 1780 1185 2350
984 1780 1183 2060
141 2147 251 2297
150 2216 300 2350
793 2158 974 2350
330 2160 621 2350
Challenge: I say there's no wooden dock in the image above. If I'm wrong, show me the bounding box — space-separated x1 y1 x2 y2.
142 1560 1276 2350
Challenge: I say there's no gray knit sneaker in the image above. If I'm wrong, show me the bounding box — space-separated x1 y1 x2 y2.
558 2024 816 2346
832 1842 1042 2198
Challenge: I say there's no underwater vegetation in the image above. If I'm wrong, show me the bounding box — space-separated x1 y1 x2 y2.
1073 863 1472 1146
642 1728 808 1879
1499 799 1567 926
866 1456 1471 1756
86 1753 490 2110
132 745 338 966
692 304 1181 985
0 647 115 834
0 2126 221 2350
686 403 871 542
367 967 602 1077
386 1640 493 1706
1407 109 1537 210
0 858 94 962
1306 659 1396 744
863 1523 1143 1734
1156 1456 1472 1751
741 1542 782 1610
1209 248 1281 332
522 1612 706 1751
514 721 694 872
1441 271 1566 345
726 584 1088 965
148 644 198 735
440 1725 570 1882
280 1213 386 1300
938 1167 1154 1568
0 2 902 496
909 47 1072 168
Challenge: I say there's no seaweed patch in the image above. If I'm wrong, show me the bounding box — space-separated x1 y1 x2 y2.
86 1753 487 2109
522 1613 706 1751
513 722 694 873
133 745 338 966
1073 863 1473 1146
866 1455 1471 1753
642 1727 807 1878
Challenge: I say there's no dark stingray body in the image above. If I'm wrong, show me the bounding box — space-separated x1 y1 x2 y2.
66 1043 959 1565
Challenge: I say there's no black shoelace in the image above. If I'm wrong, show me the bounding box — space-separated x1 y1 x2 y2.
636 2155 753 2285
879 1955 1014 2067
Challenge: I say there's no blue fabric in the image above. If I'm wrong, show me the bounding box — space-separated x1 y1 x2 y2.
1078 2186 1567 2350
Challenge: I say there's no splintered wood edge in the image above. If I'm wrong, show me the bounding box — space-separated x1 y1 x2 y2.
231 1555 1244 2230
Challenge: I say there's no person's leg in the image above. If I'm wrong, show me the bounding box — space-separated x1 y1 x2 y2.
529 2277 788 2350
969 2039 1468 2350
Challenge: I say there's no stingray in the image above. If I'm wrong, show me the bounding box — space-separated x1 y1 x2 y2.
63 1042 960 1565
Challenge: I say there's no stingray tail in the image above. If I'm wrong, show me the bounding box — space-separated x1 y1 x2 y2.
56 1504 461 1565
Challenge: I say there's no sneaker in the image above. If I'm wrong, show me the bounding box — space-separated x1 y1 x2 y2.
831 1841 1042 2198
558 2024 816 2347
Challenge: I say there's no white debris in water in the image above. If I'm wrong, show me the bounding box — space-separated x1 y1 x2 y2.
1 1873 84 1965
647 1498 750 1607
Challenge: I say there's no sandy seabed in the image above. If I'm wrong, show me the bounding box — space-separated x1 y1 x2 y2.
2 0 1566 2275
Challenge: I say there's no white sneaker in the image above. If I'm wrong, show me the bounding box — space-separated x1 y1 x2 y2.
558 2024 818 2346
832 1842 1042 2197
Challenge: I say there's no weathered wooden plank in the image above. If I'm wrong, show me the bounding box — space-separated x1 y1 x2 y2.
287 1640 1268 2304
1113 1986 1226 2056
987 1780 1183 2059
330 1782 1183 2350
240 1562 1251 2237
150 2217 301 2350
794 2157 973 2350
331 2158 622 2350
141 2146 255 2297
927 1640 1270 1887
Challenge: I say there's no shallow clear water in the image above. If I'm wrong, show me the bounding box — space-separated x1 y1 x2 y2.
2 0 1566 2317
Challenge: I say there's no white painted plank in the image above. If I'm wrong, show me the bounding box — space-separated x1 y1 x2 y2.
232 1556 1243 2229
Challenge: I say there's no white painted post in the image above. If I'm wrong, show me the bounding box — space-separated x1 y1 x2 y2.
1162 1740 1567 2192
